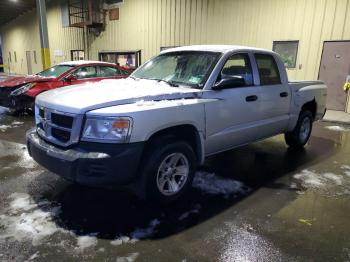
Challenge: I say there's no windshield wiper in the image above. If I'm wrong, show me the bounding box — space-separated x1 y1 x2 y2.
148 78 179 87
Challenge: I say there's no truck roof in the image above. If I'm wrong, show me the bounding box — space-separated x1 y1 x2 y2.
161 45 275 55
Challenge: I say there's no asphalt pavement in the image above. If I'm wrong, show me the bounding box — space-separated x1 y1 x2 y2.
0 113 350 262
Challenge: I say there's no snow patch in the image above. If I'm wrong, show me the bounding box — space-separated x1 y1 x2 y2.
178 204 201 220
0 106 10 114
110 219 160 246
116 252 139 262
111 235 137 246
192 172 249 197
130 219 160 240
135 99 155 106
325 125 349 132
341 165 350 171
0 193 63 245
0 141 38 169
323 173 343 186
0 125 11 132
75 235 98 251
293 169 350 196
294 170 323 188
0 121 24 132
293 170 343 189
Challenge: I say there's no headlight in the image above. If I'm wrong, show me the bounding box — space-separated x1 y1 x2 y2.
82 117 132 143
10 82 36 96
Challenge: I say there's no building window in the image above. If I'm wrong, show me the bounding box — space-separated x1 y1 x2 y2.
8 52 11 62
33 51 37 64
272 41 299 69
71 50 85 61
99 50 141 69
14 51 17 63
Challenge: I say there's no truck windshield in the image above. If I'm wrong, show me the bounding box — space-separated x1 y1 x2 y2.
36 65 74 78
131 51 221 89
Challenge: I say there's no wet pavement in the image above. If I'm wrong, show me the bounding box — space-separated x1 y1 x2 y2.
0 113 350 262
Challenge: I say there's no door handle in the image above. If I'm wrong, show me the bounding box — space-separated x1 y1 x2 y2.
280 92 288 97
246 95 258 102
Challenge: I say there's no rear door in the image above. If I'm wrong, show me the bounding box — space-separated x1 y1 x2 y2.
204 52 262 155
254 53 291 136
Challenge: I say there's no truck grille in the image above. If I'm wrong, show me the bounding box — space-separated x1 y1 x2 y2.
35 105 83 147
51 113 74 128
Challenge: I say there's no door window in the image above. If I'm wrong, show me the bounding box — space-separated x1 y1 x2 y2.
99 66 122 77
255 54 281 85
74 66 97 79
220 53 254 86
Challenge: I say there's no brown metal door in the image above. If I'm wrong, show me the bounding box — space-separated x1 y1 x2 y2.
319 41 350 111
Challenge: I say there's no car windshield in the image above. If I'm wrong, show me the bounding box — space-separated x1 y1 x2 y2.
131 51 221 89
36 65 74 78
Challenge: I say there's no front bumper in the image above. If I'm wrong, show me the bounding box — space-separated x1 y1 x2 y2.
26 128 145 186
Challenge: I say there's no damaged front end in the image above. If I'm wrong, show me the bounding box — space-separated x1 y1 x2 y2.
0 83 35 113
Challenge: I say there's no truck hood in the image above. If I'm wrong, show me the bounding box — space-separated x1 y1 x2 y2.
36 78 203 114
0 75 54 88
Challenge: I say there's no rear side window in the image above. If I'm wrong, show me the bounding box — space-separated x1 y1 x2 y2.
255 54 281 85
74 66 97 79
99 66 122 77
220 53 253 86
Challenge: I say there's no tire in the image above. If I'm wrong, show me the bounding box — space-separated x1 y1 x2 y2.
285 110 313 148
139 138 197 203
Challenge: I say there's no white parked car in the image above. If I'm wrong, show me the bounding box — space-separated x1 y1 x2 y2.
27 45 327 202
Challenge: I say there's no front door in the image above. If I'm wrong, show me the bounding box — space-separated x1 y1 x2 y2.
319 41 350 111
204 53 262 155
26 51 32 75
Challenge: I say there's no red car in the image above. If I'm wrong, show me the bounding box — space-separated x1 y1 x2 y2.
0 61 132 113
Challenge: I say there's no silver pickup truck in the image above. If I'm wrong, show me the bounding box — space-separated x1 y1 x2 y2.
27 45 327 202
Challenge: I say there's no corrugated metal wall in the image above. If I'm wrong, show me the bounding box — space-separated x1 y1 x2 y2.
89 0 350 81
1 9 42 74
47 2 84 65
0 1 83 75
1 0 349 81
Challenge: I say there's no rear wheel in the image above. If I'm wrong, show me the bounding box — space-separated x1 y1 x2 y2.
139 138 197 203
285 110 313 148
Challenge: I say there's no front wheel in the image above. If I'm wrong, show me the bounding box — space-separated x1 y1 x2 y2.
139 139 197 203
285 110 313 148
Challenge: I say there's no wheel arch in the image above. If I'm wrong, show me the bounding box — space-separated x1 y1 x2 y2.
301 98 317 120
144 124 205 165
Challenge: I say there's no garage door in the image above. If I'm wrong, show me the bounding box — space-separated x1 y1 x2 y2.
318 41 350 111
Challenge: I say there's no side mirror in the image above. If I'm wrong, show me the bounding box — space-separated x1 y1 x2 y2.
65 74 77 82
213 76 246 90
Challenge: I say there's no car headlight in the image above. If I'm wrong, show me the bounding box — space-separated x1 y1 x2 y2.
10 82 36 96
82 117 132 143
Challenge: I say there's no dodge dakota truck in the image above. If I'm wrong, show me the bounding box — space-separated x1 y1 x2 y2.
26 45 327 202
